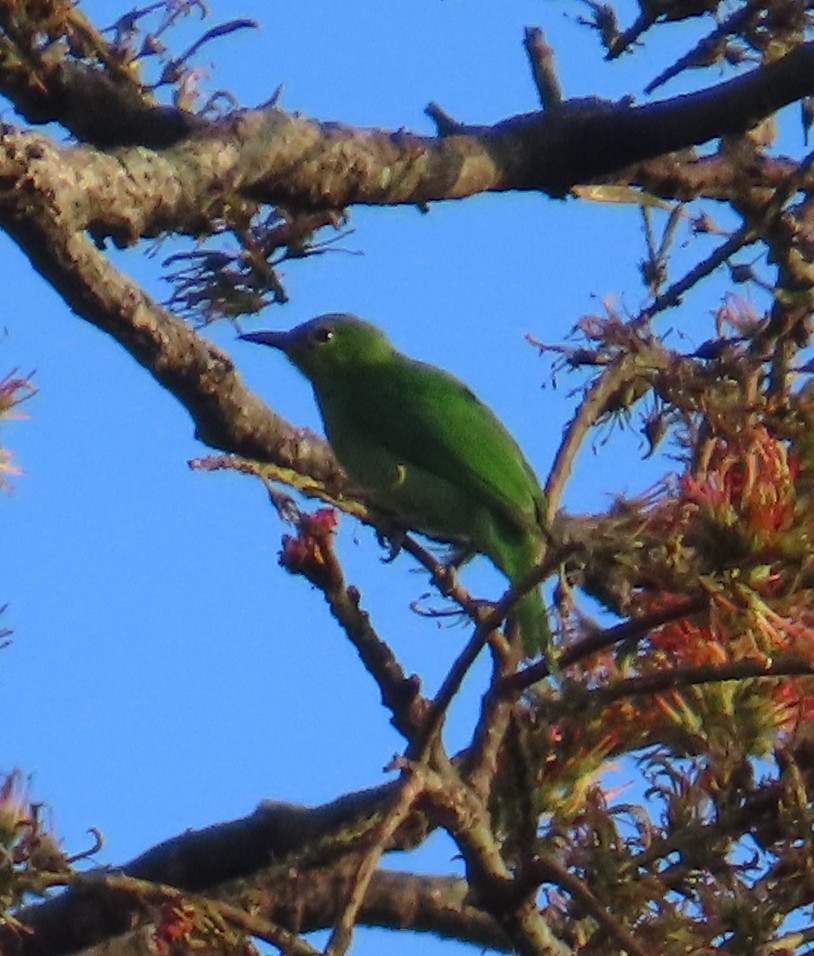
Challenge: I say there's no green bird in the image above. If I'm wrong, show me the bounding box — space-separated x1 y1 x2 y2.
240 314 550 655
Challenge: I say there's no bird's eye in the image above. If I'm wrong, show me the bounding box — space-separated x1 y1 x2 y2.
312 325 334 344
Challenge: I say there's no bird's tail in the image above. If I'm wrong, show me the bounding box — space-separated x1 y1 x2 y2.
512 585 552 658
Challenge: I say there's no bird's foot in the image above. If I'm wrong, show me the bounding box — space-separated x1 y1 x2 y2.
445 543 475 569
376 527 406 563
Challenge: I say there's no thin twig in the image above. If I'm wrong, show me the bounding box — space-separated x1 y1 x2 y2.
739 146 814 391
634 222 756 327
159 19 258 79
397 535 482 622
500 596 708 695
406 550 548 759
545 353 645 521
324 773 427 956
408 621 494 759
526 858 649 956
424 102 465 136
523 27 562 109
592 654 814 706
464 674 522 803
606 10 656 59
644 0 764 94
279 513 429 739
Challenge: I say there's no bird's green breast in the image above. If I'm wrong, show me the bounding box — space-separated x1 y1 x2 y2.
308 356 545 563
324 413 484 544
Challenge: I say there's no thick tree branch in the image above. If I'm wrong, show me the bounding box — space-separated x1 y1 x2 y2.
0 139 342 482
9 789 509 956
1 43 813 252
0 55 204 149
625 152 808 202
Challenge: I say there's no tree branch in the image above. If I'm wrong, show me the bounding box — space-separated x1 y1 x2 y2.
10 787 502 956
2 42 814 251
0 144 342 482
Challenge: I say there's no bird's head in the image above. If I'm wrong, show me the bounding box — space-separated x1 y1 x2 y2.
240 313 394 383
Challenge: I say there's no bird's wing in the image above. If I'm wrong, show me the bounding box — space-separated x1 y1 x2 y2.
334 358 544 534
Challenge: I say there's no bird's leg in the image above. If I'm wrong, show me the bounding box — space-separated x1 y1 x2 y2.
431 543 475 596
375 525 408 563
446 543 475 569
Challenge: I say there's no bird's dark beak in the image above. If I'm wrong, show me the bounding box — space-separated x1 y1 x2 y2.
238 330 289 350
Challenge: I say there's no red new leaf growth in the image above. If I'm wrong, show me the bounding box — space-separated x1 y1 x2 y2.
154 903 197 953
628 420 814 744
650 423 813 656
553 415 814 767
279 508 339 587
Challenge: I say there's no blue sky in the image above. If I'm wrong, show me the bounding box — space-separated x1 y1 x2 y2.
0 1 786 952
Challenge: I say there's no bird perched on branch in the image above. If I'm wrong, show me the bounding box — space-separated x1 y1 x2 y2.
240 314 550 655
